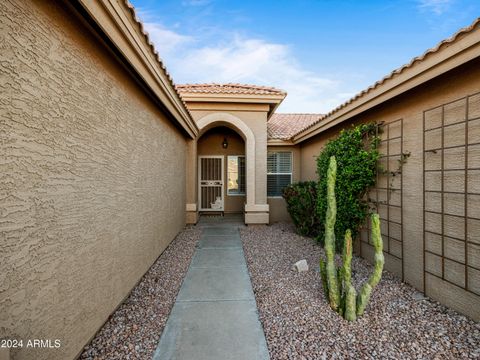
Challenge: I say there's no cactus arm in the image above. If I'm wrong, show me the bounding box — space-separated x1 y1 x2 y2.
342 230 353 287
368 214 384 288
341 230 357 320
356 283 372 316
324 156 340 311
357 214 384 316
344 284 357 321
319 258 329 300
338 265 345 317
337 266 343 306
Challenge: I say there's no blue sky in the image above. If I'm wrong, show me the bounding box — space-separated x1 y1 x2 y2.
131 0 479 112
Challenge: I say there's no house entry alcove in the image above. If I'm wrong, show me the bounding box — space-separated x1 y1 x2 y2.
197 126 246 214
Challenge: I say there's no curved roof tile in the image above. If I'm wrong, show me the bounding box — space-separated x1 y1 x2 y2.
176 83 287 96
268 113 324 140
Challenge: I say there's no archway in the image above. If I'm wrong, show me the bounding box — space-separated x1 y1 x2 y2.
196 113 256 208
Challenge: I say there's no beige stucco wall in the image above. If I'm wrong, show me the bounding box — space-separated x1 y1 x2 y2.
0 2 187 359
267 145 301 223
299 59 480 321
197 127 246 213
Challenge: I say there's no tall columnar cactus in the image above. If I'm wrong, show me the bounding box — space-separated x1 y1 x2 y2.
319 156 384 320
321 156 340 311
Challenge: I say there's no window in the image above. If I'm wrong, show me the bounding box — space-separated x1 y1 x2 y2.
267 151 292 197
227 156 246 195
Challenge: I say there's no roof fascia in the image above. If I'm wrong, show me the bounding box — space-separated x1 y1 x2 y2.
267 139 295 146
75 0 198 138
180 92 285 118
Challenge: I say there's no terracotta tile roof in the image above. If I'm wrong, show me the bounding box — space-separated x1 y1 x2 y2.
123 1 191 112
268 113 324 140
298 17 480 137
176 83 287 96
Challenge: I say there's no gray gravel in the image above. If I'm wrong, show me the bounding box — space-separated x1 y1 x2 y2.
241 222 480 359
80 226 201 360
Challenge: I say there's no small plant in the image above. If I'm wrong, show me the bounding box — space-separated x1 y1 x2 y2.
282 181 320 237
319 156 384 321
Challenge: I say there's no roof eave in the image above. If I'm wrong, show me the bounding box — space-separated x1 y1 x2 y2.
267 139 295 146
293 22 480 144
74 0 198 138
180 92 286 118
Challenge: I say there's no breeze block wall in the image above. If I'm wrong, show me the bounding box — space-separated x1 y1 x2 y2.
0 1 187 359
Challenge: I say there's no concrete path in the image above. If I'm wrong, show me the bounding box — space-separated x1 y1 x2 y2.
152 219 270 360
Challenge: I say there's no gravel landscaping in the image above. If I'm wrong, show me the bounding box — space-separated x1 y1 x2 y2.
80 226 201 360
241 222 480 359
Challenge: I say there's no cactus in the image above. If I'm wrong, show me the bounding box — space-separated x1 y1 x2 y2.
319 156 384 320
324 156 340 311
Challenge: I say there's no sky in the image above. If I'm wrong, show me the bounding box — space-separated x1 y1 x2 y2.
130 0 479 113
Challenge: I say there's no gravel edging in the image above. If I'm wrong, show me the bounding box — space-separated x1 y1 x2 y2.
241 222 480 359
80 226 201 360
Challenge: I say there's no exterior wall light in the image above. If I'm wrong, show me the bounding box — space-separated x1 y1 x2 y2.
222 137 228 149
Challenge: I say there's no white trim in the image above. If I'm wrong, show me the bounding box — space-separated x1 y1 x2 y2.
198 155 224 212
196 113 256 207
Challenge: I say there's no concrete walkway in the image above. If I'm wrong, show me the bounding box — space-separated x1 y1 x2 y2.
153 217 270 360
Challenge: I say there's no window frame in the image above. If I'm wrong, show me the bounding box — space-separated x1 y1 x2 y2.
226 155 246 196
267 151 293 198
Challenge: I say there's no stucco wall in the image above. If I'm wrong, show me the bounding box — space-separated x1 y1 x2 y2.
197 127 246 213
0 1 187 359
299 59 480 321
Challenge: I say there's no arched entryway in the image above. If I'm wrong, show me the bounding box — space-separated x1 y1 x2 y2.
197 126 245 213
196 113 256 207
185 112 269 224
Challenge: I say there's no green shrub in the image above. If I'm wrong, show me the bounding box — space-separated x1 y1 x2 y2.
282 181 321 237
316 123 380 252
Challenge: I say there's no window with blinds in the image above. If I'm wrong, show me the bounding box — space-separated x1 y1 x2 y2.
227 155 246 195
267 151 292 197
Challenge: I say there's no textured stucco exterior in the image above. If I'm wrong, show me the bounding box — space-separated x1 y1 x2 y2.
0 1 187 359
298 59 480 321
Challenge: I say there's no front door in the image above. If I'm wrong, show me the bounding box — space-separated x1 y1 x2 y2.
199 156 224 211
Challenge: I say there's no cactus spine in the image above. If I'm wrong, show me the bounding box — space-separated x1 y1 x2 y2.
319 156 384 320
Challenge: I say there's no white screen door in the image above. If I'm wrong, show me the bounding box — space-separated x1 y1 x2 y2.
199 156 224 211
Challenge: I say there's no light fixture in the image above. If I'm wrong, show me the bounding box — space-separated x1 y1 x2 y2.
222 137 228 149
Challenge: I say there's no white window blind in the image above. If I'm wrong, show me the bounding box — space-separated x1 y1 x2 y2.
267 152 292 197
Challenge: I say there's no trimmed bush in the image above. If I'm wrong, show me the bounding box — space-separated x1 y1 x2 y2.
282 181 320 237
